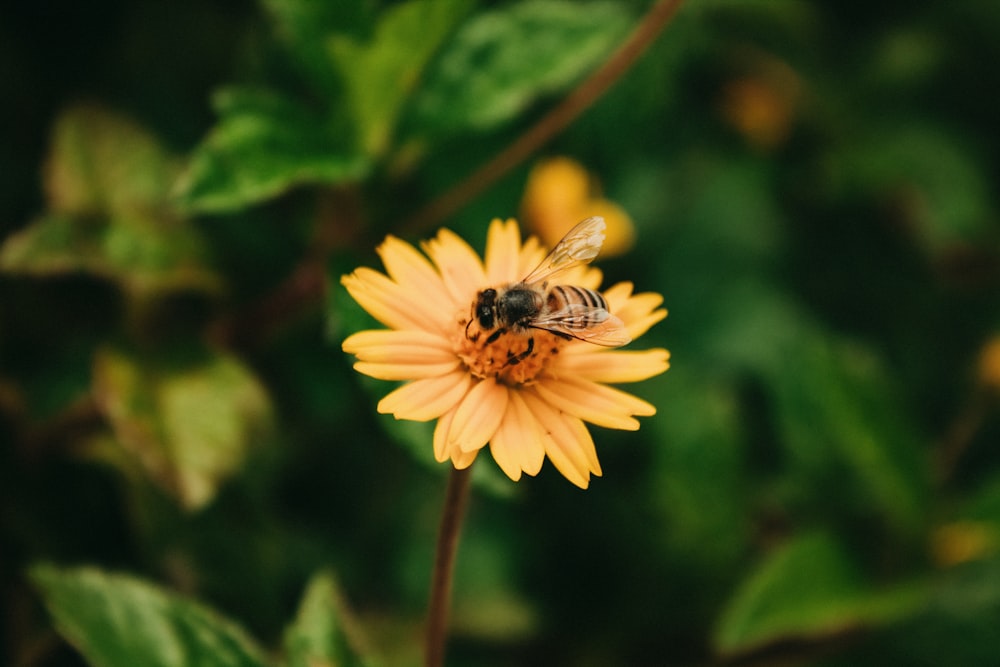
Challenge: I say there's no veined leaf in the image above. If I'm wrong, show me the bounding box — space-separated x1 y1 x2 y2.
411 0 632 134
261 0 371 96
91 344 274 511
713 532 929 656
176 87 369 213
0 212 222 297
31 564 269 667
283 571 373 667
43 104 181 217
328 0 472 157
1 105 221 297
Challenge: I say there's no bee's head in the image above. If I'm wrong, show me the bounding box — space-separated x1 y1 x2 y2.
475 288 498 328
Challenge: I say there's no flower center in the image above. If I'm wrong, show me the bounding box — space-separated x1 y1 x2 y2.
455 310 566 385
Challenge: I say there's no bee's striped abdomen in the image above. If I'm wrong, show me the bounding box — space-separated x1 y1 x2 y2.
547 285 610 329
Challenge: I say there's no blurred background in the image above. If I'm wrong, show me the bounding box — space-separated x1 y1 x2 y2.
2 0 1000 665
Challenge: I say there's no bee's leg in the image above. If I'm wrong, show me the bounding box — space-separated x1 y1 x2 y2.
464 319 480 342
505 336 535 366
486 328 505 344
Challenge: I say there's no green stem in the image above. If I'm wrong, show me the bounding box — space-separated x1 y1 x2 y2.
425 464 474 667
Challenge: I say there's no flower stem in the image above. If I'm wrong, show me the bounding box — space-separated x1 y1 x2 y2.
425 464 474 667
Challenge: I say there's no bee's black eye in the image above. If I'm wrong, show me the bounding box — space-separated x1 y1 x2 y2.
476 289 497 328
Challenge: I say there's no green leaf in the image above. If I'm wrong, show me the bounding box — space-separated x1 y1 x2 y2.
261 0 371 96
824 124 993 251
411 0 632 134
31 564 269 667
91 344 274 510
1 105 221 298
176 87 369 213
713 532 929 655
43 104 181 217
328 0 472 156
0 212 222 297
767 331 930 538
283 571 373 667
649 369 749 571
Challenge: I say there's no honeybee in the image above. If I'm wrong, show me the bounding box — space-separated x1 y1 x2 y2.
468 216 630 364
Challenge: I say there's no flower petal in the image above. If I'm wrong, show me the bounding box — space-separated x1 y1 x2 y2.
484 218 522 285
354 359 460 380
433 406 456 462
342 268 437 332
449 378 509 453
421 228 486 307
521 389 600 488
376 236 453 323
552 348 671 383
617 290 667 340
489 390 545 481
377 371 472 421
343 329 455 362
625 308 668 340
602 281 634 311
534 376 656 430
433 406 483 468
451 447 479 469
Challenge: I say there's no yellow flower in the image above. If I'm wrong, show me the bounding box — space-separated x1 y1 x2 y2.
341 218 669 488
521 157 636 257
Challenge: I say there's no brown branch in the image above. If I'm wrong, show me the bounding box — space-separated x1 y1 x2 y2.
936 387 990 486
425 465 474 667
401 0 687 235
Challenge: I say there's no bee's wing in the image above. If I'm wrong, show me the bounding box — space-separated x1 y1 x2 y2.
529 303 631 347
521 216 606 287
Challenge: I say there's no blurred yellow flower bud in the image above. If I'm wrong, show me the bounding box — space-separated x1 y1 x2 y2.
719 77 795 151
521 157 635 257
978 336 1000 389
931 520 999 567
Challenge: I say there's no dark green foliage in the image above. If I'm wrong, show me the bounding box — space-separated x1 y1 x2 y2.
2 0 1000 665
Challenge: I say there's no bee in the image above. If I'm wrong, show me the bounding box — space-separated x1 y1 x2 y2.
468 216 631 365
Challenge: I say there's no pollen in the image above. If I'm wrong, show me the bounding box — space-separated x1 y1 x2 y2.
456 314 566 386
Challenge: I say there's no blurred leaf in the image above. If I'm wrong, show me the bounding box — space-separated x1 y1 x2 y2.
867 557 1000 667
930 475 1000 567
714 532 929 656
283 570 373 667
825 125 993 251
0 213 222 297
868 28 945 89
411 0 631 134
261 0 371 97
650 369 749 571
43 104 181 217
31 564 269 667
767 331 930 537
91 344 274 511
328 0 472 156
1 104 221 298
176 87 370 213
18 338 96 422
